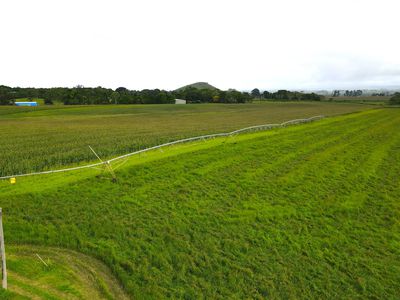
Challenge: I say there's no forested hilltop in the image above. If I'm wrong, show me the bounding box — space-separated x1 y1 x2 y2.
0 84 323 105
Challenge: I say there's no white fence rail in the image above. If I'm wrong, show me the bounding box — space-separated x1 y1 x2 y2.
0 115 324 180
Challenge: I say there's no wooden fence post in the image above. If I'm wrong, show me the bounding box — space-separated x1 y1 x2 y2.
0 208 7 289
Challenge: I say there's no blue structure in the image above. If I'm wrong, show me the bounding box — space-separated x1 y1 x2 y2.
15 102 38 107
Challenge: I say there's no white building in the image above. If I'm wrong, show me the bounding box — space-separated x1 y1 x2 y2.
175 99 186 104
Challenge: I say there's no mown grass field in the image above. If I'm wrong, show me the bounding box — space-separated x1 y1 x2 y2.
0 102 373 177
0 108 399 299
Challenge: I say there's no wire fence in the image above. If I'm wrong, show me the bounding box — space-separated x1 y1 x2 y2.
0 115 324 180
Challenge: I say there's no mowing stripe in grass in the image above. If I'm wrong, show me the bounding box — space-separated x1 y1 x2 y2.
0 115 325 180
0 103 373 177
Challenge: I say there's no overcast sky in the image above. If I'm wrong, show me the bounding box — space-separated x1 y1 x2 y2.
1 0 400 91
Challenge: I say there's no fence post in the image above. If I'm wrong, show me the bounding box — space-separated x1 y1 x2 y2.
0 208 7 289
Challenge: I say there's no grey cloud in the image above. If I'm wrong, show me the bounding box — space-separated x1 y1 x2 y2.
309 54 400 88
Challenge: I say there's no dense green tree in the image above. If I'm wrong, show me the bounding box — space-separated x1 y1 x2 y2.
389 93 400 105
115 87 128 93
262 91 271 99
251 88 261 99
110 91 120 104
344 90 363 97
275 90 290 100
0 85 14 105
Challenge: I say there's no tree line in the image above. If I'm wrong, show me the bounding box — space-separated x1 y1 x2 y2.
1 84 322 105
251 88 322 101
0 85 176 105
331 90 363 97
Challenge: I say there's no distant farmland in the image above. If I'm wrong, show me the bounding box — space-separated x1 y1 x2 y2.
1 108 399 299
0 102 373 177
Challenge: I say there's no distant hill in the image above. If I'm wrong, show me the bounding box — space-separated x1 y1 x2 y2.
176 82 219 91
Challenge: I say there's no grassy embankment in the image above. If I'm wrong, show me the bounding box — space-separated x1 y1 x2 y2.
0 245 129 299
0 108 399 298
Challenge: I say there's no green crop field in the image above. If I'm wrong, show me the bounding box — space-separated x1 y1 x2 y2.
0 107 399 299
0 102 372 177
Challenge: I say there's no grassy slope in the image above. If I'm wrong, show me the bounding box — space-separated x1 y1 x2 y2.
5 245 129 300
0 109 399 298
0 102 373 177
